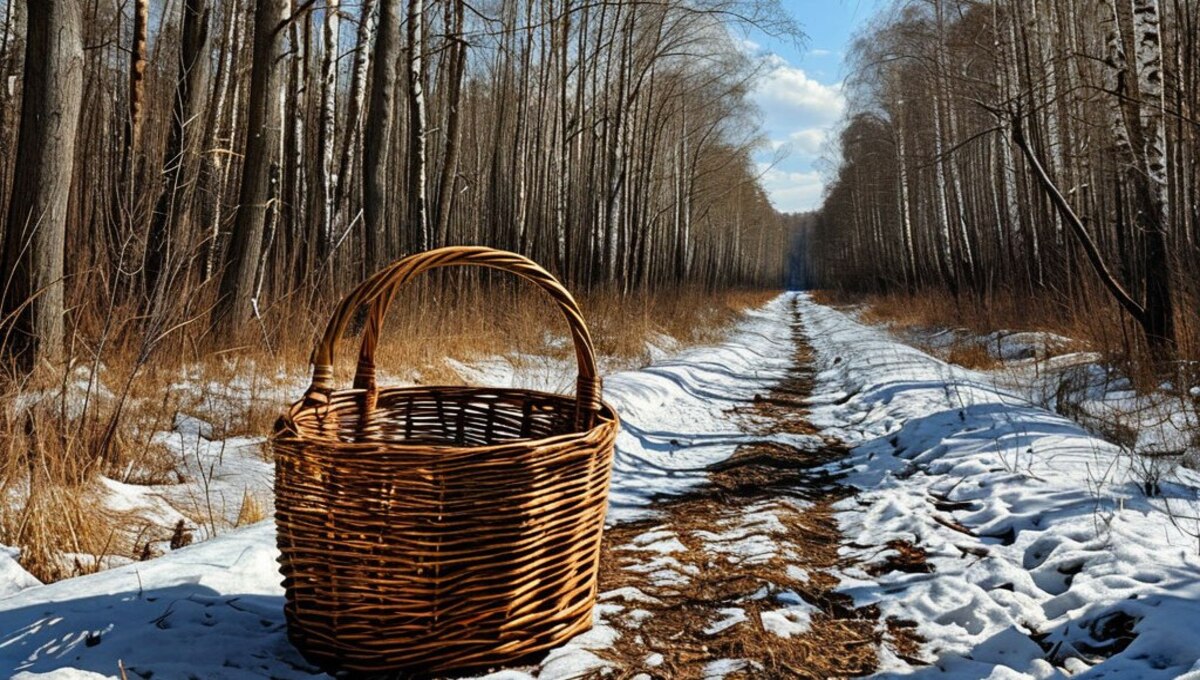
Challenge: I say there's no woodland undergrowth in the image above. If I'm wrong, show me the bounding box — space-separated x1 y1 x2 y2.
813 288 1200 385
812 287 1200 489
0 283 775 583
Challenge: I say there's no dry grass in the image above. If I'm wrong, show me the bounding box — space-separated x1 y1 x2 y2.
812 287 1200 392
814 289 1092 371
945 342 1002 371
235 489 268 528
0 285 780 583
813 289 1088 341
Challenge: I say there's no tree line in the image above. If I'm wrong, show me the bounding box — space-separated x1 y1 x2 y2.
0 0 797 372
802 0 1199 361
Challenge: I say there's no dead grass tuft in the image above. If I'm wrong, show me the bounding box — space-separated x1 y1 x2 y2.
945 341 1001 370
865 540 934 577
235 489 268 528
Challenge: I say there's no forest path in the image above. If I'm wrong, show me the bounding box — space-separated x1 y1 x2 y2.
584 298 919 678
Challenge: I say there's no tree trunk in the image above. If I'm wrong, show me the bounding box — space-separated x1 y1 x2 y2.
433 0 465 248
334 0 375 222
214 0 289 331
145 0 212 306
406 0 428 251
202 0 245 282
0 0 84 370
128 0 149 159
315 0 338 266
364 0 400 273
1130 0 1174 355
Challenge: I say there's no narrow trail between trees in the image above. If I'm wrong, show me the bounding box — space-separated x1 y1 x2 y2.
587 298 922 679
6 295 1200 679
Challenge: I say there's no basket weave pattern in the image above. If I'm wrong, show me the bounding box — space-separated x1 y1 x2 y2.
272 247 619 675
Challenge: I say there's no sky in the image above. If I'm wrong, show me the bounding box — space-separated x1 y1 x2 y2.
745 0 889 214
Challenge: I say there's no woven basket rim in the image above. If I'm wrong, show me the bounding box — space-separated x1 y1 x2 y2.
275 384 619 455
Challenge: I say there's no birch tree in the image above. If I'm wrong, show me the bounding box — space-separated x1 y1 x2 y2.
315 0 339 265
407 0 429 251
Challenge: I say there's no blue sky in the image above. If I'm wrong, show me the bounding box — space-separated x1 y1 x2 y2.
744 0 888 214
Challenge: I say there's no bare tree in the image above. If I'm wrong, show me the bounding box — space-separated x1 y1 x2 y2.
363 0 401 274
0 0 84 370
335 0 376 229
214 0 290 331
407 0 429 250
146 0 213 304
315 0 339 265
808 0 1196 364
432 0 466 250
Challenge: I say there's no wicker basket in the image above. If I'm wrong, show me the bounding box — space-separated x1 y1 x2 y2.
272 247 619 677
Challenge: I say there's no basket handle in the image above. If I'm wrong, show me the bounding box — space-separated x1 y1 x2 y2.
305 246 602 428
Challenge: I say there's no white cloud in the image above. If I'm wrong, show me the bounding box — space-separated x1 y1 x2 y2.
808 48 833 57
738 38 762 54
786 129 829 155
752 61 845 131
766 129 830 160
757 165 826 213
751 57 844 213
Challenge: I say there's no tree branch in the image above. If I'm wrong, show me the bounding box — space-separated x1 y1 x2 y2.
1006 105 1146 323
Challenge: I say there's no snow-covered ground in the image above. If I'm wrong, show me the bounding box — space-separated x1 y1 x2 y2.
894 323 1199 462
801 294 1200 679
3 293 1199 679
0 297 801 679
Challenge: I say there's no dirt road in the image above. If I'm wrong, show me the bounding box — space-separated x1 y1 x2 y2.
586 299 921 678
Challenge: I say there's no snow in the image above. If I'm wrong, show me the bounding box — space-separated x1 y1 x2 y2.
703 658 748 678
598 587 660 605
3 292 1199 678
0 296 800 678
760 603 813 638
0 548 40 598
799 293 1200 678
703 607 747 635
696 504 794 565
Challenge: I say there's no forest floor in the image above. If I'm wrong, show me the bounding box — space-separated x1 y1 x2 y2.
1 294 1199 679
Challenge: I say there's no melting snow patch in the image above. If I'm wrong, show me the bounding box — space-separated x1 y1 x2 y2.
623 555 696 587
785 565 810 583
599 587 661 604
760 604 813 638
703 607 747 635
703 658 748 678
535 647 609 679
625 530 687 555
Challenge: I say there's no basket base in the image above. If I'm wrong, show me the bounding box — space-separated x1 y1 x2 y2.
288 617 595 679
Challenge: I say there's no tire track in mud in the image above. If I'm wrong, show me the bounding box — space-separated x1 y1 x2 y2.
588 297 922 679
